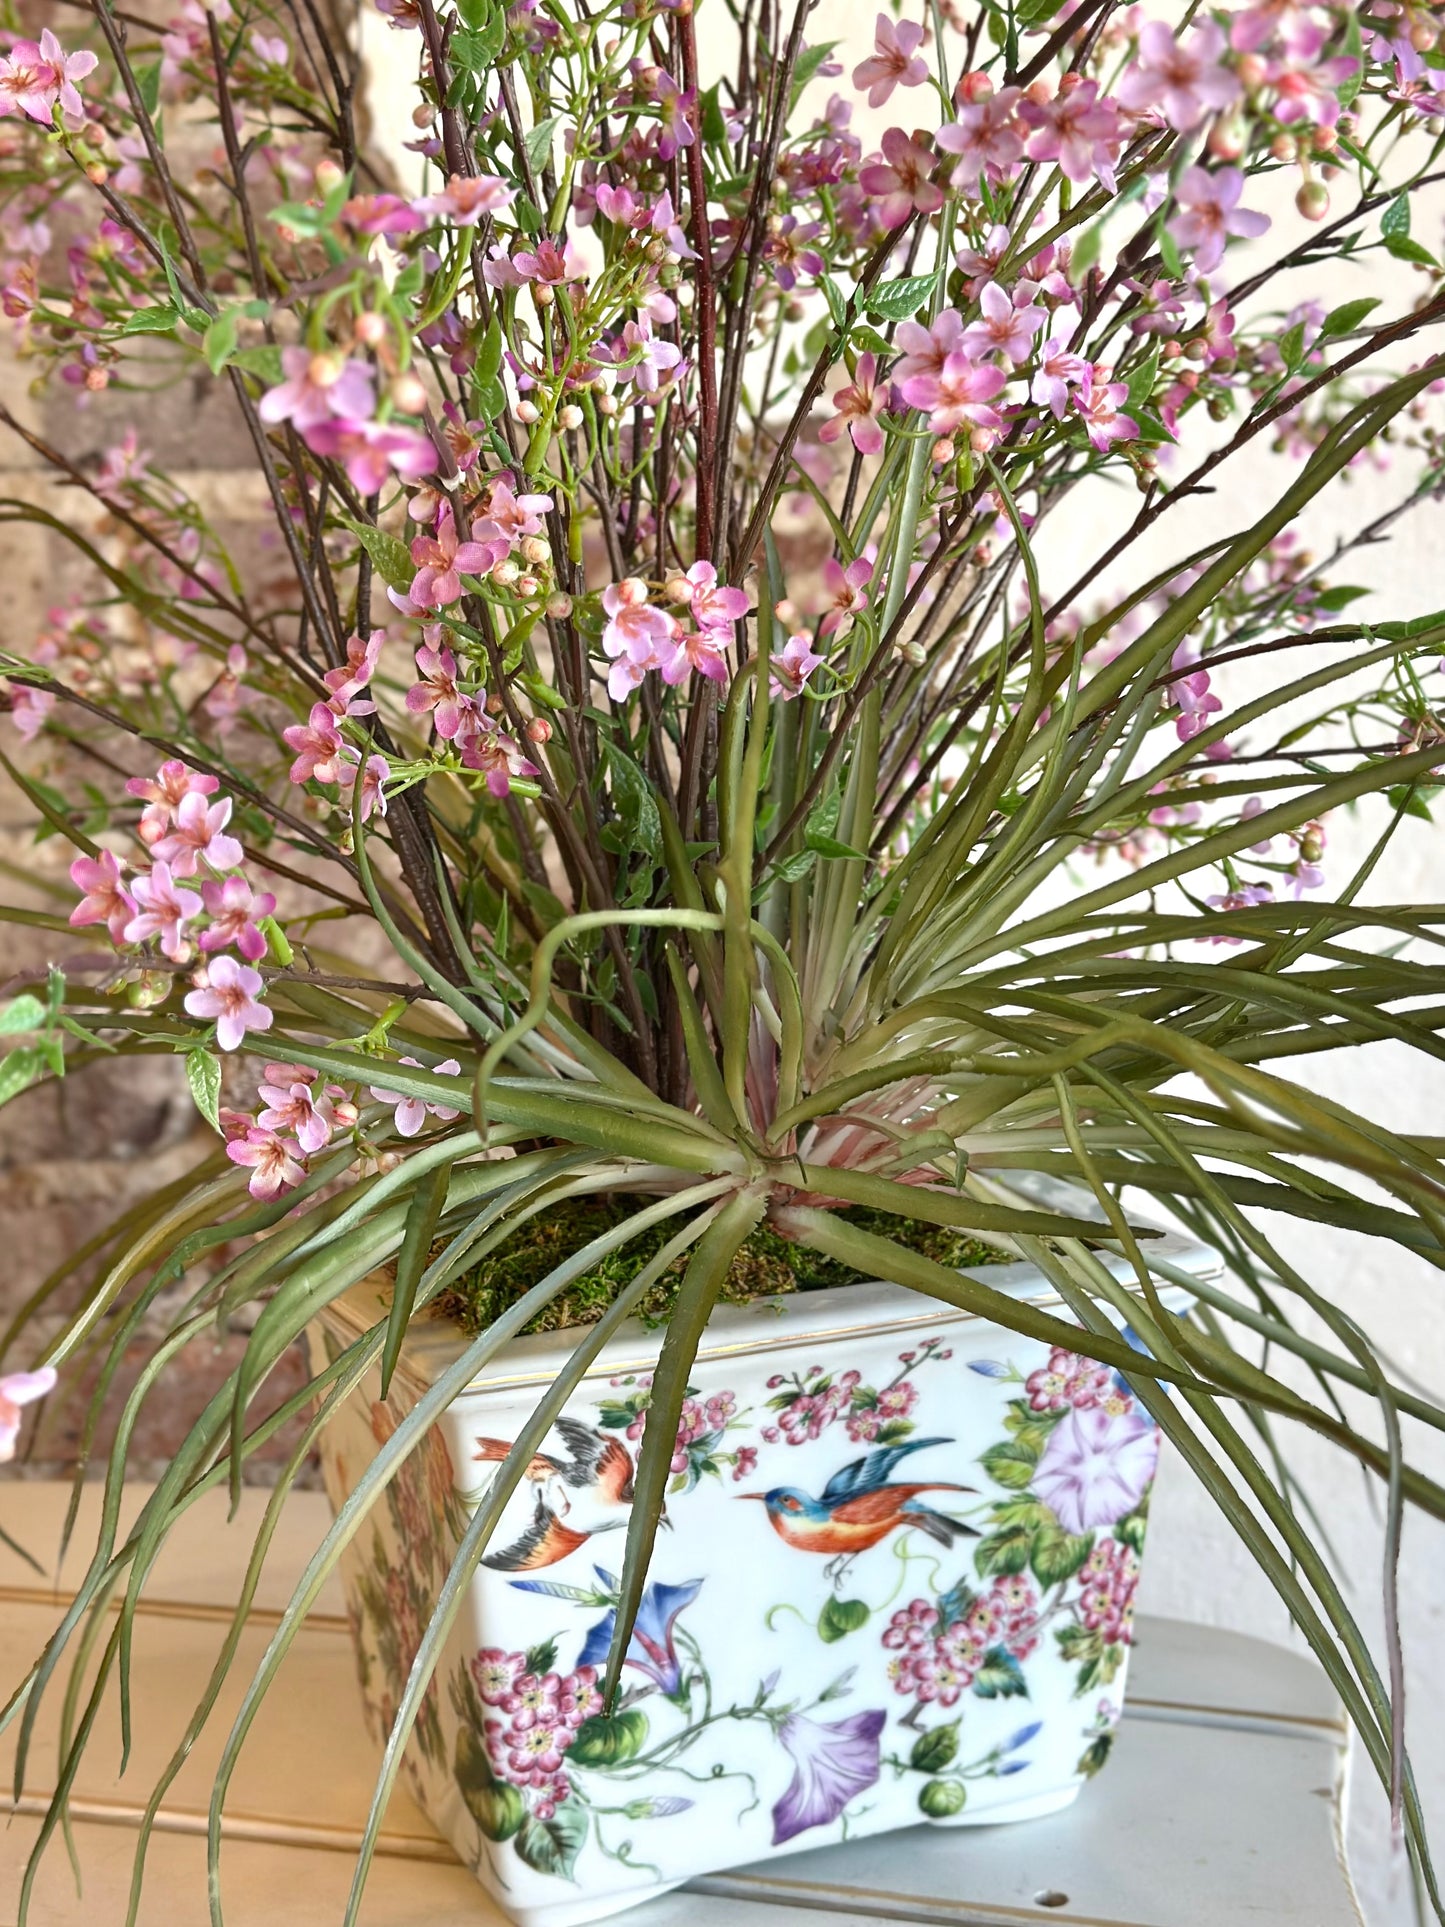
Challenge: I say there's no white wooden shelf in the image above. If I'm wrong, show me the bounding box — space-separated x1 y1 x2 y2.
0 1481 1362 1926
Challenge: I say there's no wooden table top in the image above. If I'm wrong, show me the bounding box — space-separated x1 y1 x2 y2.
0 1480 1362 1927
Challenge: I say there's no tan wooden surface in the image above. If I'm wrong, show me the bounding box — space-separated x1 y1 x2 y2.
0 1481 1362 1926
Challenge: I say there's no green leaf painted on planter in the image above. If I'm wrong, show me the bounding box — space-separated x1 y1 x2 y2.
865 274 936 322
974 1523 1032 1577
1056 1621 1100 1662
818 1596 871 1643
185 1048 223 1131
1077 1733 1114 1778
909 1721 959 1771
918 1777 967 1817
514 1796 587 1878
935 1577 977 1627
1030 1523 1094 1587
524 1637 559 1676
0 994 47 1034
973 1645 1029 1699
335 514 415 592
980 1440 1039 1489
1114 1507 1149 1553
567 1709 649 1766
455 1728 526 1839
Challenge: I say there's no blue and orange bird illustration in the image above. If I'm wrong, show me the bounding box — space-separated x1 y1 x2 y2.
472 1416 637 1571
737 1436 978 1579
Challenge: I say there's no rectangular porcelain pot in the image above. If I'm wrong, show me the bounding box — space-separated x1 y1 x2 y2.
309 1198 1217 1927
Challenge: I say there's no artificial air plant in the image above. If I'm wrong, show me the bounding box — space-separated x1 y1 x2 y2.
1 0 1445 1912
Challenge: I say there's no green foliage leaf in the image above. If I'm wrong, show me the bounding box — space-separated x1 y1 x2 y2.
980 1440 1039 1490
120 305 184 337
0 994 47 1035
203 309 240 376
790 40 841 107
135 59 163 116
972 1646 1028 1698
230 344 285 385
185 1048 223 1132
1384 233 1438 267
909 1721 959 1771
335 514 415 591
865 274 936 322
818 1595 871 1643
1315 584 1370 611
0 1047 42 1108
525 115 560 173
453 0 506 59
1337 11 1364 109
1319 298 1380 340
513 1797 587 1878
1381 193 1411 239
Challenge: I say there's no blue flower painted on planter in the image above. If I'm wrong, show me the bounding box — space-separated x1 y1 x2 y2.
575 1567 703 1698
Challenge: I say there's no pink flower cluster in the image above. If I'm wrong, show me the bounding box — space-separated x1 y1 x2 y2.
1025 1347 1120 1416
221 1061 360 1199
471 1649 603 1819
623 1382 744 1473
282 630 391 820
404 639 540 799
1077 1538 1141 1648
600 565 749 702
260 349 436 495
826 280 1141 461
0 29 97 129
843 1379 917 1444
69 759 280 1051
882 1574 1041 1706
763 1367 862 1445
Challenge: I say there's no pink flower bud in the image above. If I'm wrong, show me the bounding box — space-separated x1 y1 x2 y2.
391 372 428 414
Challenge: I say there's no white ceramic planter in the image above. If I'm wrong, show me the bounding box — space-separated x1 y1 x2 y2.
310 1201 1217 1927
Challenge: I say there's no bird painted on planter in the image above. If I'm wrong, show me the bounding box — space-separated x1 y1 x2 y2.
472 1416 640 1571
737 1436 978 1579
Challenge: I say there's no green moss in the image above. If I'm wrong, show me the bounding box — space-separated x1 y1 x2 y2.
431 1194 1011 1337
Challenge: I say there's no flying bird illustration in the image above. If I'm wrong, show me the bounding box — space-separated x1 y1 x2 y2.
473 1416 638 1572
738 1436 978 1578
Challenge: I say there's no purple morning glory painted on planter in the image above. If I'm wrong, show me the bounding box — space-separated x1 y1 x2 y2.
576 1570 703 1697
771 1707 887 1845
1032 1406 1159 1536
